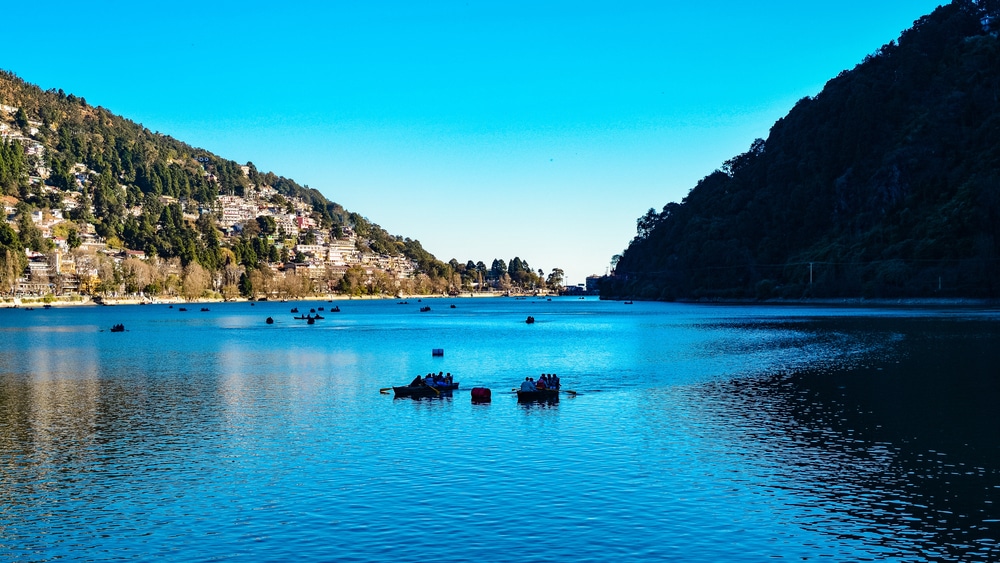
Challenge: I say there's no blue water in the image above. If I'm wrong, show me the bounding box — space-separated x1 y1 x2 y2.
1 298 999 562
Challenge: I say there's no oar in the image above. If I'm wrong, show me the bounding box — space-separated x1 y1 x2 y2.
380 387 393 393
560 389 577 395
428 385 440 395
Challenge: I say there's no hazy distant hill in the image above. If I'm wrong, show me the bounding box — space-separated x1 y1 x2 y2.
604 0 1000 301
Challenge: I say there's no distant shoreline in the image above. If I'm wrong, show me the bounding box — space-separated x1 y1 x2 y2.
0 291 539 309
604 296 999 309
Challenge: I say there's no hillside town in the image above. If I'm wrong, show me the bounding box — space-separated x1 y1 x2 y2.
1 103 423 303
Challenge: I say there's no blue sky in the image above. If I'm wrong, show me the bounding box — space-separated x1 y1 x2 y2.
3 1 944 284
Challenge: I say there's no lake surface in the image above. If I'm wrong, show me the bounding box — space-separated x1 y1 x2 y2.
1 298 999 562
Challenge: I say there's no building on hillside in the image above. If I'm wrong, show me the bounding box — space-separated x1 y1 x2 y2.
274 214 300 238
295 213 316 230
327 238 359 266
294 244 328 261
217 195 259 227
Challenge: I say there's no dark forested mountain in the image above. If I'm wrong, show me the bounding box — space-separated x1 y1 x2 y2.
604 1 1000 301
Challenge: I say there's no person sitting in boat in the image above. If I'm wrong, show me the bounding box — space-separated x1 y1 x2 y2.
424 375 436 387
535 376 547 390
410 374 424 386
445 373 453 384
550 373 560 389
520 377 536 392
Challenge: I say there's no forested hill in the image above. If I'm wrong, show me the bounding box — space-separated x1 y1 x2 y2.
603 1 1000 301
0 71 356 234
0 68 457 289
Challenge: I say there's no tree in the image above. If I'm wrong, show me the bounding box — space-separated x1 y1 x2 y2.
238 271 253 298
0 139 28 195
256 215 277 236
338 265 367 296
0 248 26 295
121 257 155 294
15 205 51 252
182 262 210 299
490 259 507 281
67 227 82 249
547 268 565 289
14 107 29 130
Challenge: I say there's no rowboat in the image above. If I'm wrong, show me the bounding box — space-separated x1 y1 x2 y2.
392 383 459 398
516 388 559 403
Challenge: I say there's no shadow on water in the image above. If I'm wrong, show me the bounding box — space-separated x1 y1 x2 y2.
700 317 1000 562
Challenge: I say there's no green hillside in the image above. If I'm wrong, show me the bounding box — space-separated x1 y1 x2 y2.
0 70 555 298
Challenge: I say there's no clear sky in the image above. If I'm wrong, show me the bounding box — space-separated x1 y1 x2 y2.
2 1 944 285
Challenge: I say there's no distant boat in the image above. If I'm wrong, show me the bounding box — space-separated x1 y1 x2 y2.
525 316 535 324
265 317 274 324
110 324 125 333
178 307 188 311
291 307 299 313
201 307 210 312
420 306 431 312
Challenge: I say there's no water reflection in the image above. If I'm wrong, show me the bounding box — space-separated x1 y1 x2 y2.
693 317 1000 561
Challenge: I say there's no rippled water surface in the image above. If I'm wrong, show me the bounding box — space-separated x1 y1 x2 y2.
2 298 999 562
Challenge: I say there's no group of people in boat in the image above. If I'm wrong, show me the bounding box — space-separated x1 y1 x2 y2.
409 372 454 388
519 373 559 392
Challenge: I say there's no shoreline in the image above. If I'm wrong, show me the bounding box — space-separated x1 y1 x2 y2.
0 291 542 309
603 296 999 309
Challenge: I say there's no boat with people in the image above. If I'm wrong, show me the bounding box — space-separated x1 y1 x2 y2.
109 323 125 332
391 372 459 398
516 374 561 403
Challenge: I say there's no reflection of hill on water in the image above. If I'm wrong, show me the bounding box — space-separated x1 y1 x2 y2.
699 317 1000 562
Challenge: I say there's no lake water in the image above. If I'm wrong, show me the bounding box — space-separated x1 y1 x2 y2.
1 298 999 562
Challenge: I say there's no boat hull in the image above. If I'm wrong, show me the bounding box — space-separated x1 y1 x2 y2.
392 383 459 398
516 389 559 403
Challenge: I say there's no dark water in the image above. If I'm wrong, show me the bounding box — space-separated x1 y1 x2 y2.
1 299 998 562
